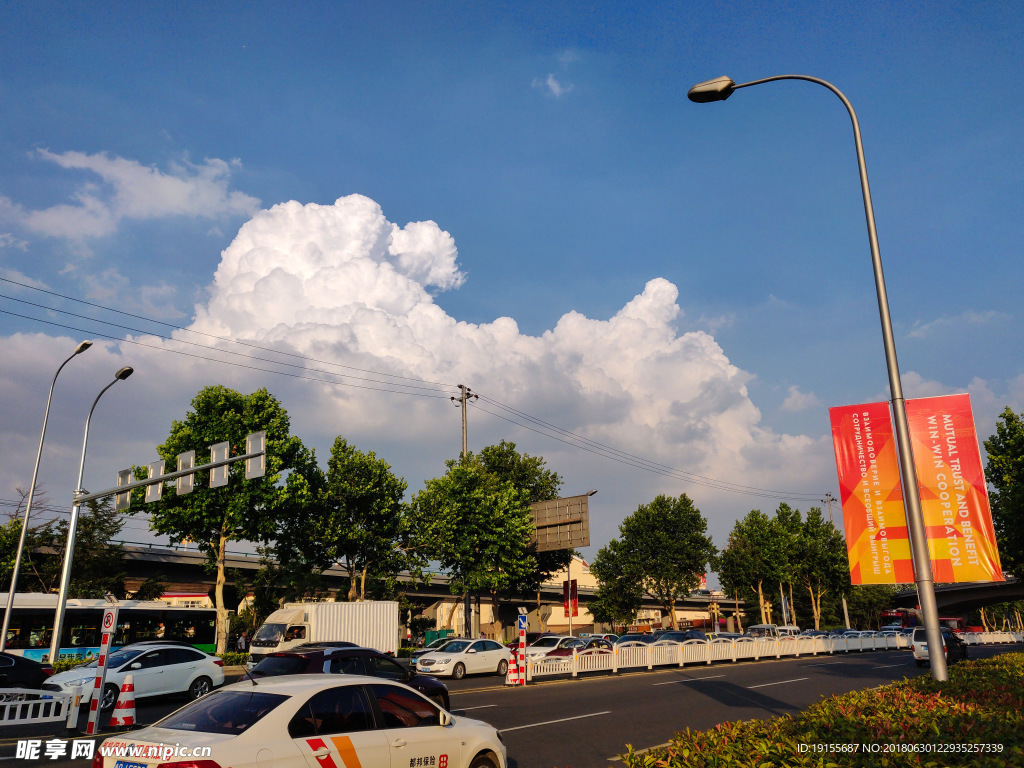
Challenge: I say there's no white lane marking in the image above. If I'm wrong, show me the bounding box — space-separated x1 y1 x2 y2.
500 711 611 732
454 704 497 711
872 663 906 669
747 677 809 689
804 661 845 667
653 674 726 685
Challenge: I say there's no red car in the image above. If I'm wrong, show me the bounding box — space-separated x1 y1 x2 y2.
542 637 613 658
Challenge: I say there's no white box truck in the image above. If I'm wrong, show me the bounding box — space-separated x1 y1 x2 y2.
248 600 399 668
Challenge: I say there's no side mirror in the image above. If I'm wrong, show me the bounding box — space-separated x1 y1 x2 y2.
439 710 452 727
130 662 142 670
466 648 477 654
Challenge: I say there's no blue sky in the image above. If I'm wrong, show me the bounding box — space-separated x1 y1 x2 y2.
1 2 1022 566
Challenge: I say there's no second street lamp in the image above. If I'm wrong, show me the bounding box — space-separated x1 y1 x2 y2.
49 365 134 665
0 340 92 652
687 73 948 681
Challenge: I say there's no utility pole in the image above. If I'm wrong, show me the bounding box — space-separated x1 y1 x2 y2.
819 495 835 528
451 384 478 637
451 384 478 457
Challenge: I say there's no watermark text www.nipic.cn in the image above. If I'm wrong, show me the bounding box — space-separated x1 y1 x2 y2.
16 739 214 761
798 743 1005 755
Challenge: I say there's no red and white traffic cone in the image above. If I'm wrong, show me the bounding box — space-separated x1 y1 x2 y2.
504 652 520 686
108 674 136 727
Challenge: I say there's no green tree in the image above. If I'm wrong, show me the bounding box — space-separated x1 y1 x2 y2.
141 385 305 653
288 437 410 601
985 407 1024 574
794 508 850 629
717 509 788 624
407 455 536 636
589 539 643 628
594 494 717 630
773 503 802 626
477 441 573 604
20 498 128 598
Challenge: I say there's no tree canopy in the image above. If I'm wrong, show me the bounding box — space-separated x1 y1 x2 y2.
278 437 412 601
141 385 305 652
985 407 1024 574
591 494 716 629
407 453 537 633
717 509 788 624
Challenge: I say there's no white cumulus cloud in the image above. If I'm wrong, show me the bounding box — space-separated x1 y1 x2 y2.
0 193 832 551
15 150 260 240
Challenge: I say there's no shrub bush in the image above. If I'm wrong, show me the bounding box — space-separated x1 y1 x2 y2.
217 651 249 666
619 653 1024 767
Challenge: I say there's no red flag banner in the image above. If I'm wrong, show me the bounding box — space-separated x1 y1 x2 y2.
829 402 915 584
905 394 1003 582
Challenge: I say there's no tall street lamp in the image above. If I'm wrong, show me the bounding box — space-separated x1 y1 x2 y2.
688 74 948 681
1 340 92 652
48 365 133 665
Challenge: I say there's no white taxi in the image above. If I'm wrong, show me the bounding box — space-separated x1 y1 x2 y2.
92 674 506 768
414 639 511 679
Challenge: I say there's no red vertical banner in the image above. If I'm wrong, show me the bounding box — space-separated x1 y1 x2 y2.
563 579 578 617
829 402 915 584
905 394 1003 582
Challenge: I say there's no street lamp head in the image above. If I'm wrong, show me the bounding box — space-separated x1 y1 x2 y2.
586 489 598 496
73 340 93 355
114 366 134 381
687 76 736 103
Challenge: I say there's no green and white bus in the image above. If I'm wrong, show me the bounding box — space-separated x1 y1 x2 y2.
1 593 217 663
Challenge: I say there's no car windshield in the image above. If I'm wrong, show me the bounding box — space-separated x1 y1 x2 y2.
254 623 286 643
531 637 561 649
156 690 288 735
81 648 144 670
252 655 308 676
437 640 470 653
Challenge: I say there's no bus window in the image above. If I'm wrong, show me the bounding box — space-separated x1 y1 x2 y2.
130 611 165 641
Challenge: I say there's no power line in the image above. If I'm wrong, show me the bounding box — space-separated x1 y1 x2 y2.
0 276 454 390
470 395 822 503
1 277 825 506
0 308 450 399
1 292 451 395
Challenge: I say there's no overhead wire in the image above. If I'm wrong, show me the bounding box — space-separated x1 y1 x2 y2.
470 396 823 503
1 276 825 504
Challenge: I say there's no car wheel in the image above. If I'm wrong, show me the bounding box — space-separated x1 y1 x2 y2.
915 659 926 667
497 659 508 676
100 683 120 712
188 676 212 700
469 753 500 768
452 663 466 680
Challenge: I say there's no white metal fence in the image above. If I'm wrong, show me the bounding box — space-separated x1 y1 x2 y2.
522 631 1023 682
0 686 81 729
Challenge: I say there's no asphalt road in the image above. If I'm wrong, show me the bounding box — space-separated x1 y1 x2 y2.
3 643 1019 767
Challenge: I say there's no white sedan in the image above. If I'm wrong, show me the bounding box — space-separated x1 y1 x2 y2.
94 674 507 768
42 642 224 710
415 639 511 679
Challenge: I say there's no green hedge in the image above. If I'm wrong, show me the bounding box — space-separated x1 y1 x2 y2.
52 658 91 674
619 653 1024 768
217 651 249 666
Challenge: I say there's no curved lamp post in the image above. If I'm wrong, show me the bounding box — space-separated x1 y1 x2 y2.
0 340 92 652
48 365 133 664
688 74 948 681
